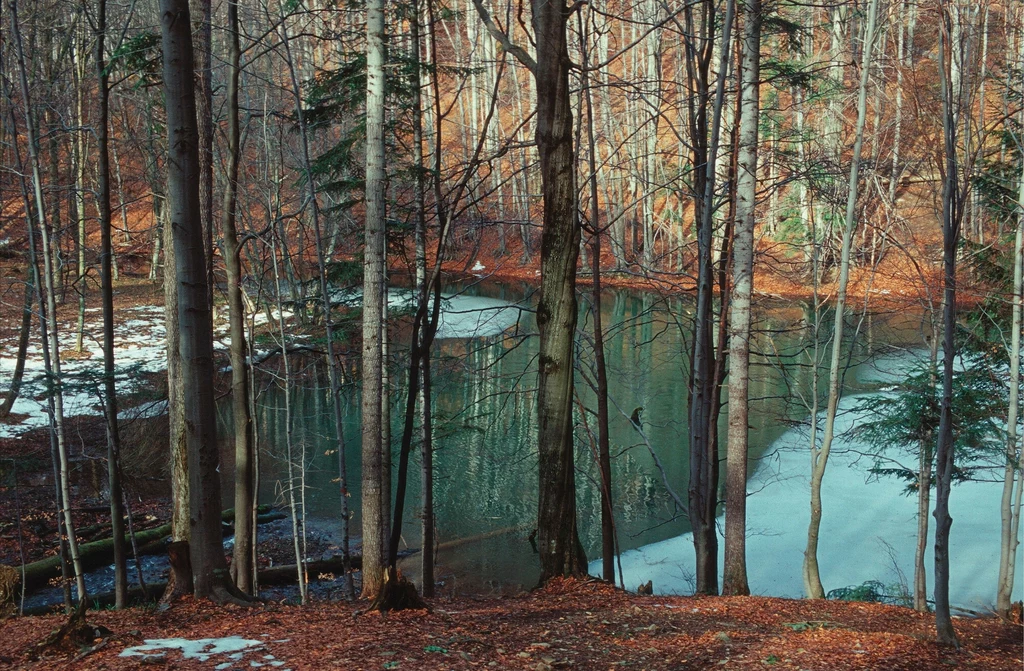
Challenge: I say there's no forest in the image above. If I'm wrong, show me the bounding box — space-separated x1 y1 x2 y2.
0 0 1021 667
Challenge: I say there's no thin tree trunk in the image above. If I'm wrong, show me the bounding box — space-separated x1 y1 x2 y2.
996 169 1023 618
934 4 960 646
278 6 355 600
95 0 128 609
411 0 435 597
723 0 762 597
580 8 615 585
3 65 73 610
914 316 940 612
689 0 735 596
9 0 88 604
803 0 879 600
223 0 256 596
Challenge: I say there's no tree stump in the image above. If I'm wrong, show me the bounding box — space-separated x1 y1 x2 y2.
159 541 193 606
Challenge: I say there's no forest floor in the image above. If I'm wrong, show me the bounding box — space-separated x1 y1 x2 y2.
1 578 1021 670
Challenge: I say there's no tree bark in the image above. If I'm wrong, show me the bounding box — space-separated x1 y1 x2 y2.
9 0 88 604
94 0 128 609
0 268 33 418
723 0 761 597
159 0 225 599
996 168 1023 618
533 0 587 582
803 0 879 600
223 0 256 597
934 5 960 645
361 0 389 599
688 0 735 596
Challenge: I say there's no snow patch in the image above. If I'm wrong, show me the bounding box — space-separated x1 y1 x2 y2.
120 636 264 662
593 384 1022 610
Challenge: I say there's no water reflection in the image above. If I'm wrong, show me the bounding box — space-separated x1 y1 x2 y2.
219 282 928 592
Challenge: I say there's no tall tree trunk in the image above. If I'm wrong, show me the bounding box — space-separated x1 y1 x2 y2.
996 165 1024 618
723 0 762 597
191 0 214 318
580 8 615 584
95 0 128 609
802 0 879 600
411 0 435 596
223 0 256 596
9 0 88 603
688 0 735 596
159 0 225 599
533 0 587 582
361 0 389 599
278 5 355 600
934 3 960 646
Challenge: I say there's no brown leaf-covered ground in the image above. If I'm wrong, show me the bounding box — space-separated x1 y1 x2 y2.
2 579 1020 670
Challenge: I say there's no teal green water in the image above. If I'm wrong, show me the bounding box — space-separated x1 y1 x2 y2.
220 281 928 592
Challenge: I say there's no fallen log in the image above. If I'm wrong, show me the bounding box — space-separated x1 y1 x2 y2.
19 549 418 615
16 506 279 593
257 548 419 586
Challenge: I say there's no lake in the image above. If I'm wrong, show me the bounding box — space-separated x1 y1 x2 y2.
225 279 955 596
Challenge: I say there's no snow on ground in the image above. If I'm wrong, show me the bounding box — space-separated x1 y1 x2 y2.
0 289 522 437
0 305 168 438
120 635 290 669
316 287 523 339
594 387 1023 610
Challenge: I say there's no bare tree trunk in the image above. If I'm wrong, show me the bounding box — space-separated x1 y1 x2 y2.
580 8 615 585
996 168 1023 618
689 0 735 596
361 0 388 599
191 0 214 319
934 5 960 645
2 62 73 609
803 0 879 600
914 318 940 612
277 5 355 600
223 0 255 596
9 0 88 603
94 0 128 609
723 0 762 597
411 0 435 597
159 0 225 599
532 0 587 582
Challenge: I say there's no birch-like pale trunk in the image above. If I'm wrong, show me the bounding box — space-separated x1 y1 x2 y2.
803 0 879 600
361 0 389 598
995 166 1024 617
723 0 762 597
9 0 88 603
688 0 735 596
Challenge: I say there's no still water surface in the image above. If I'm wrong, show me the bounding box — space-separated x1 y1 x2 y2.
221 280 927 592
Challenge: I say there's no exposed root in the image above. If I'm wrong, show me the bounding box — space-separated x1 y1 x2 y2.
210 568 258 607
369 568 429 612
31 598 112 659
